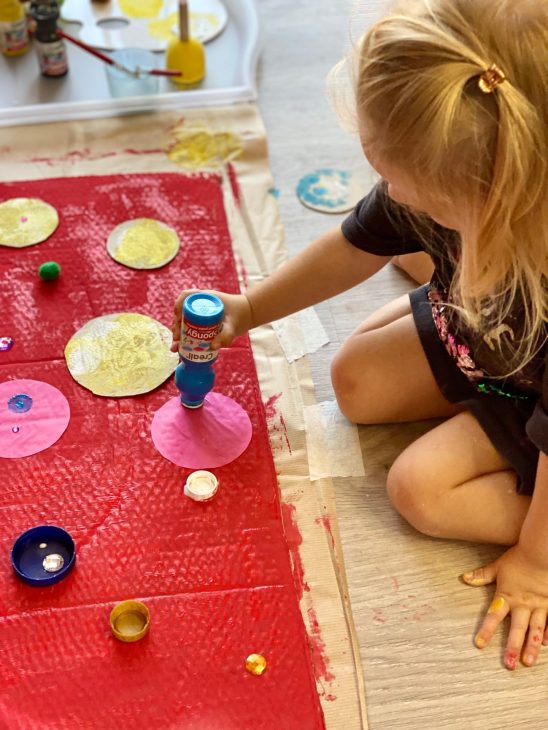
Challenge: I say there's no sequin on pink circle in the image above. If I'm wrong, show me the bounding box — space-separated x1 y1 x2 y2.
8 394 33 413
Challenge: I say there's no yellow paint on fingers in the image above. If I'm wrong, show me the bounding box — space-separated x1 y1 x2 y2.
488 596 506 613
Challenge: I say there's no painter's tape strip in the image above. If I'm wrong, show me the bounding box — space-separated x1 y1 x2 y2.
272 307 329 363
303 400 365 481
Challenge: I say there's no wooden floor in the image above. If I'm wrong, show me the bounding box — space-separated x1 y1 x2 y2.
257 2 547 728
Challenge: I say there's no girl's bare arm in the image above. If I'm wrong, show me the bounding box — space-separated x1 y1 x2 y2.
173 226 391 350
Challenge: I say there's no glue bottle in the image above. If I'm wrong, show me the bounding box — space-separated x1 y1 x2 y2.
32 1 68 77
175 292 224 409
0 0 30 56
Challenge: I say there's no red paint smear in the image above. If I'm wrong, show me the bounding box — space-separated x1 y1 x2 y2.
506 651 518 670
0 173 325 729
263 394 292 454
122 147 164 155
281 502 310 600
280 505 334 689
279 413 292 454
264 392 282 420
29 150 117 165
315 515 335 550
372 609 387 624
307 607 336 684
237 255 249 289
227 162 241 207
27 147 162 166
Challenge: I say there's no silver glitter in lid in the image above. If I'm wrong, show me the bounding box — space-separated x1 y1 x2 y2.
43 553 64 572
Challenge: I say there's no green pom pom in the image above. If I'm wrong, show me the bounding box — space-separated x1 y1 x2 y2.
38 261 61 281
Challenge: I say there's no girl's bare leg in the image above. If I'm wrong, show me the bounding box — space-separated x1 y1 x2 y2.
331 294 460 423
331 294 529 543
387 411 530 545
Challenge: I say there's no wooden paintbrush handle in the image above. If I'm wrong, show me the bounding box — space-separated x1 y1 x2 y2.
179 0 189 42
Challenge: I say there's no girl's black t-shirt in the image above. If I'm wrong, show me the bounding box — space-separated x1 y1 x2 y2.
341 182 547 456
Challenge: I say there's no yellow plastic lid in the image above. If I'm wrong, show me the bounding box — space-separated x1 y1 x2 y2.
110 600 150 642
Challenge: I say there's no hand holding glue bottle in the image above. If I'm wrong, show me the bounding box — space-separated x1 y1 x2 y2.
174 292 227 409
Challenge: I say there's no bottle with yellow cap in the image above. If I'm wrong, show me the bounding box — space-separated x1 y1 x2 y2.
0 0 29 56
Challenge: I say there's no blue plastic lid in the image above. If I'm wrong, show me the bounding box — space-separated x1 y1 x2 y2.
183 293 224 326
11 525 76 587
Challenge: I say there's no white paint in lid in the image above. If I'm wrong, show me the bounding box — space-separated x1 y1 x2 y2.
184 470 219 501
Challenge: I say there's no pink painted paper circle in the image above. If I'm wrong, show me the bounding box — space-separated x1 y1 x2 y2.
151 392 252 469
0 379 70 458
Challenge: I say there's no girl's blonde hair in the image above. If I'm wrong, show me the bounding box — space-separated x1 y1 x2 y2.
334 0 547 377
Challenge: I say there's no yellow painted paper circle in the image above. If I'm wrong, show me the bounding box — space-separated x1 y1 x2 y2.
65 313 178 397
107 218 180 270
0 198 59 248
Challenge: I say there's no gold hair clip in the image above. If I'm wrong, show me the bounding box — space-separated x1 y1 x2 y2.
478 64 506 93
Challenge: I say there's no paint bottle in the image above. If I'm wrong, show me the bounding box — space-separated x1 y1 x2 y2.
175 292 224 409
32 1 68 77
0 0 30 56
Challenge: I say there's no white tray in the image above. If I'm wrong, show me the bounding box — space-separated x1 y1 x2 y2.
0 0 260 127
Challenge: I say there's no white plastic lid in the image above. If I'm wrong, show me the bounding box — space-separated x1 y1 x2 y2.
184 470 219 502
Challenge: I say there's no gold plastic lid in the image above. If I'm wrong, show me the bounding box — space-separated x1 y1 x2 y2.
110 600 150 643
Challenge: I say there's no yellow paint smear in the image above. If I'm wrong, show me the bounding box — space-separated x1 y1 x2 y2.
166 127 243 170
148 11 221 41
119 0 163 19
147 11 177 41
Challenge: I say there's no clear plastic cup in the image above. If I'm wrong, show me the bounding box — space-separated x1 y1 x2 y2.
105 48 160 98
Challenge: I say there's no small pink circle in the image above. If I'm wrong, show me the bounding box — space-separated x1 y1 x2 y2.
20 216 28 223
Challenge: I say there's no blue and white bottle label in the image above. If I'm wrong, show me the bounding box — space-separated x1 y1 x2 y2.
179 320 220 363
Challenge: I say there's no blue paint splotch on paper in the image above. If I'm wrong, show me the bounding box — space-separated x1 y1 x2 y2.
8 394 33 413
296 169 352 210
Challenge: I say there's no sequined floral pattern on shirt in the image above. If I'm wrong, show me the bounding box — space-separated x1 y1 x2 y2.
427 286 486 383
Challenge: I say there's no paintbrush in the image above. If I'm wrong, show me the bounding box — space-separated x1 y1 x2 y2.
57 29 182 78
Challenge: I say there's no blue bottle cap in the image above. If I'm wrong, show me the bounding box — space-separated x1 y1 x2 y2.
183 293 224 326
11 525 76 587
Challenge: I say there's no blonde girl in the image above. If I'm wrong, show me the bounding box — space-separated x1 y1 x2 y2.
173 0 547 671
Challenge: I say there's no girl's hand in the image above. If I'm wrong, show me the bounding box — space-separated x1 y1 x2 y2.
462 544 548 670
171 289 253 353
